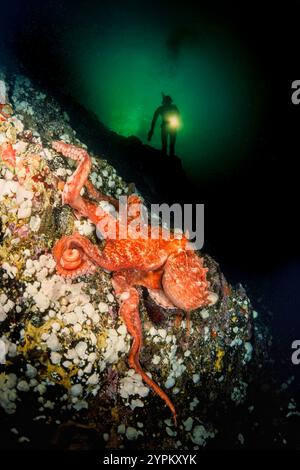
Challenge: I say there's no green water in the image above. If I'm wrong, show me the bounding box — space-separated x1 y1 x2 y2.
60 7 262 183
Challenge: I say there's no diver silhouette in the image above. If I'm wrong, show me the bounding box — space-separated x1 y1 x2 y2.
147 93 180 156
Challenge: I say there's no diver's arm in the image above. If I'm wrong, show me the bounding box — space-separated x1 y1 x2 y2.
148 107 161 141
174 105 180 118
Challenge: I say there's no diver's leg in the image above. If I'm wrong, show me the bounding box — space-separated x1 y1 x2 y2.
170 131 176 157
161 127 167 155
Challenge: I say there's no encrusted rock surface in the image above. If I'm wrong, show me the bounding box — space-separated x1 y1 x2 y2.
0 70 268 450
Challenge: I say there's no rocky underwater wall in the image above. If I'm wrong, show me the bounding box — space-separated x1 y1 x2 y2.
0 70 266 450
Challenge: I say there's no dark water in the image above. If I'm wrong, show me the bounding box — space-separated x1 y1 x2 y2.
1 1 300 449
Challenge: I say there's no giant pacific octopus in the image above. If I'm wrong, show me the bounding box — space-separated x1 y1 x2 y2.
52 141 218 423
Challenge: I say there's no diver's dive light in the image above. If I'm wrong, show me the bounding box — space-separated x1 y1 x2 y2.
168 115 180 129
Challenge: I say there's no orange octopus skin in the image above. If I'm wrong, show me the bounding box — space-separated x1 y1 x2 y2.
53 233 99 278
162 250 210 311
51 141 215 423
112 273 177 425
